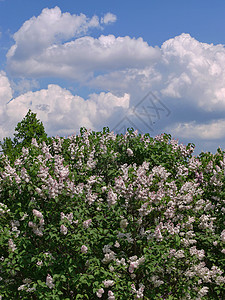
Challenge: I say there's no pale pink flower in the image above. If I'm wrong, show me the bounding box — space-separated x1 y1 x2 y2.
60 224 68 235
114 241 120 248
39 218 44 226
103 280 114 288
83 219 92 228
46 274 54 289
198 286 209 297
28 221 34 228
127 148 134 156
108 290 115 300
107 188 117 206
81 245 88 253
96 288 104 298
8 239 16 252
32 209 43 219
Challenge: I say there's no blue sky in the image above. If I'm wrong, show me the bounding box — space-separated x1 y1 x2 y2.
1 0 225 155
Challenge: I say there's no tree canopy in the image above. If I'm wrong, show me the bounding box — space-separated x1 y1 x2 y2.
0 109 48 161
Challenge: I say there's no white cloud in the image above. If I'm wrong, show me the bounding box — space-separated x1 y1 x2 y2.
7 6 101 61
0 82 130 139
165 120 225 140
0 71 14 139
101 13 117 24
4 7 225 154
6 7 159 80
10 78 40 95
0 71 12 105
8 35 160 81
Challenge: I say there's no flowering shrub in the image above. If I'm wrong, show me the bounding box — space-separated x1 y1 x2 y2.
0 126 225 299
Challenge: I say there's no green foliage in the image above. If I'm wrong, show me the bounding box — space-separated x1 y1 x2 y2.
0 109 48 162
0 123 224 299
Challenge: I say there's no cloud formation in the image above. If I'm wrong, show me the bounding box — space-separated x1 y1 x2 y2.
0 82 130 139
165 120 225 140
2 6 225 154
7 7 158 80
100 13 117 24
7 6 100 60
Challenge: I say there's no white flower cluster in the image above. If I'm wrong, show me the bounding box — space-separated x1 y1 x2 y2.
20 167 30 183
210 169 223 187
37 165 50 180
115 257 126 267
154 133 165 142
60 212 76 224
198 214 216 232
128 255 145 274
46 274 55 289
107 290 115 300
60 224 68 235
86 149 97 169
152 165 171 181
54 155 70 181
131 283 145 299
96 288 115 299
176 163 189 177
103 279 114 288
10 220 20 238
197 286 209 298
153 224 163 241
189 246 205 260
127 148 134 156
0 202 10 216
149 275 164 287
188 156 202 171
1 164 21 184
107 188 117 206
96 288 104 298
117 232 134 243
180 230 197 247
205 160 214 173
81 245 88 253
28 209 45 236
221 229 225 243
18 278 36 292
83 218 92 228
168 249 185 259
102 244 116 264
184 262 225 285
85 189 98 205
8 238 17 252
52 137 62 154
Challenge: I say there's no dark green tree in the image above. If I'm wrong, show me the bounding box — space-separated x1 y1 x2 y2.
0 109 48 161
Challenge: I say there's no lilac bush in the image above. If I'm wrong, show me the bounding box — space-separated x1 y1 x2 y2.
0 127 224 299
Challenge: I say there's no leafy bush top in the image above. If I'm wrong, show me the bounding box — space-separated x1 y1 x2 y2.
0 120 224 299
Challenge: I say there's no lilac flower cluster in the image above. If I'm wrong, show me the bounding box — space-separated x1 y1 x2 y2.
0 129 224 299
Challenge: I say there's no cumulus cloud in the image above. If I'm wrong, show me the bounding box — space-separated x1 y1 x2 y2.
0 71 12 104
7 9 160 80
10 78 40 96
0 82 130 140
100 13 117 24
165 119 225 140
9 34 159 81
7 6 100 61
4 7 225 154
